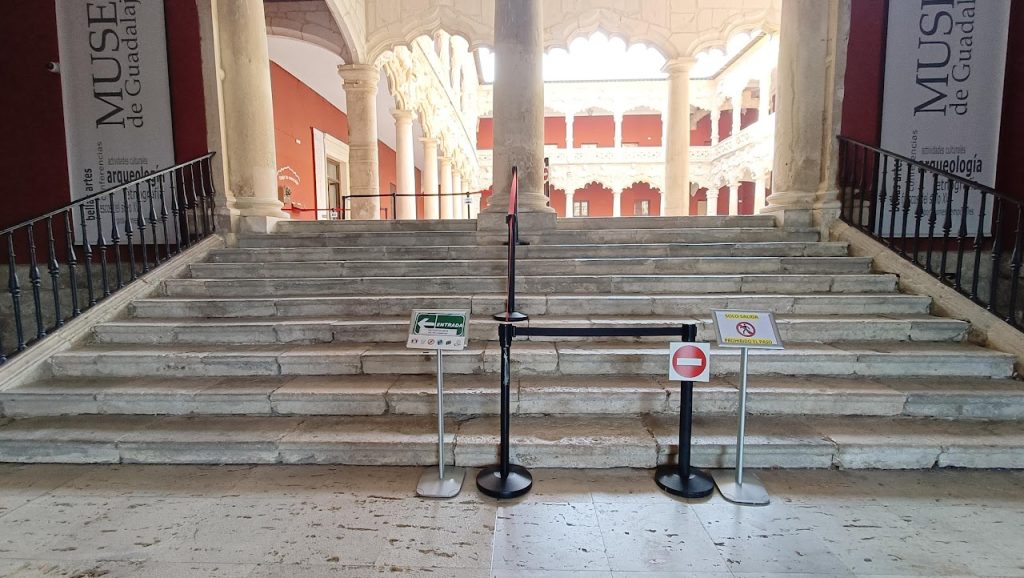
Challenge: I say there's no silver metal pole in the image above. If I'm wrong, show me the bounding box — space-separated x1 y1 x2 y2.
736 347 748 485
437 349 445 479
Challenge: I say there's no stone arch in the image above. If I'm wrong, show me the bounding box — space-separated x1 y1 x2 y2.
365 3 494 64
685 2 780 56
265 0 357 63
544 7 675 59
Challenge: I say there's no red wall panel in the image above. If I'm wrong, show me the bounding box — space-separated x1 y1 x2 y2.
692 114 712 146
545 117 566 148
270 63 349 220
573 116 614 148
997 1 1024 201
164 1 207 162
477 117 493 150
0 1 70 229
621 115 662 147
621 182 661 216
572 182 613 216
841 0 886 146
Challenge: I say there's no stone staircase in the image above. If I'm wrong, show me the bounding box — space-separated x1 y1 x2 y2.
1 216 1022 469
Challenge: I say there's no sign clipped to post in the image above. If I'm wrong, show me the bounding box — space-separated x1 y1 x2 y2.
407 311 469 351
712 311 783 349
709 310 784 506
407 310 470 498
668 342 711 382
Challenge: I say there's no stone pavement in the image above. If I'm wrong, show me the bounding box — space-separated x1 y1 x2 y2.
0 465 1020 577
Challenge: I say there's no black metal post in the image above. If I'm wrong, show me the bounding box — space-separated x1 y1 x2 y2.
655 324 714 498
476 322 533 499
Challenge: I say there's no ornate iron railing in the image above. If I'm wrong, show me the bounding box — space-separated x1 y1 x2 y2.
838 137 1023 328
0 153 217 365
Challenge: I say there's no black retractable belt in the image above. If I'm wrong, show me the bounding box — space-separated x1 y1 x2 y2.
475 322 713 499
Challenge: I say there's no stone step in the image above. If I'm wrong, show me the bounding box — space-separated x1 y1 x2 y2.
161 273 897 297
187 257 873 279
554 215 777 230
130 293 934 319
274 219 479 233
93 315 968 345
206 241 851 263
47 342 1013 379
237 228 818 248
5 376 1021 420
0 413 1018 468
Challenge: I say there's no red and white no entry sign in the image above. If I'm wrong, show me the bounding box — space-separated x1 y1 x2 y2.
668 342 711 382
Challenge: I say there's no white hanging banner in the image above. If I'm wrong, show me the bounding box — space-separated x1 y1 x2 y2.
878 0 1010 237
56 0 176 240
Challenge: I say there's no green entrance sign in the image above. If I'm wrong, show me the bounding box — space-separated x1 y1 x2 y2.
407 310 470 350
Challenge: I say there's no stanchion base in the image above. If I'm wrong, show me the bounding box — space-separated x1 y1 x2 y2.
655 465 714 499
711 470 770 506
476 464 533 499
416 466 465 498
493 312 529 322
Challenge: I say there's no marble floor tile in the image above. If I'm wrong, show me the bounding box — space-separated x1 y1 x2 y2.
492 502 610 572
594 501 729 573
0 559 256 577
0 464 90 517
692 499 853 576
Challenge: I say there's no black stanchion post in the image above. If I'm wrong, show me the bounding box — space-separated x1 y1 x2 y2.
476 323 532 499
655 324 714 498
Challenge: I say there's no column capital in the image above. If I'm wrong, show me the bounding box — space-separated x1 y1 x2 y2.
663 56 696 76
338 64 379 90
392 109 415 123
420 137 438 146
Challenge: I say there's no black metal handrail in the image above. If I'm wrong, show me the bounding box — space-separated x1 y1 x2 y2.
493 167 527 322
1 153 218 365
838 137 1024 328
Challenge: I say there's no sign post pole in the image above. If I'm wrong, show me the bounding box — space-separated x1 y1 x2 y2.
657 327 714 498
710 310 779 506
410 310 469 498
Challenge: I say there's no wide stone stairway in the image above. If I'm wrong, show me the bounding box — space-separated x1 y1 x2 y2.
1 216 1023 469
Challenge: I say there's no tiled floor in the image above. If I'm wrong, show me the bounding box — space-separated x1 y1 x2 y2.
0 465 1020 577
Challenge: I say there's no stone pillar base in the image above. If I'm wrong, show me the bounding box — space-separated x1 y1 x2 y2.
239 215 288 235
477 210 556 244
761 206 811 229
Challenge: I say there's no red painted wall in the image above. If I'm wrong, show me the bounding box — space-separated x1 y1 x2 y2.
621 182 661 216
378 142 398 219
622 115 662 147
164 1 207 162
545 117 566 147
572 182 614 216
841 0 886 145
740 108 759 130
270 63 348 220
692 114 712 146
718 110 733 141
550 188 566 217
477 118 493 150
691 187 708 215
997 1 1024 200
0 1 69 229
573 116 614 148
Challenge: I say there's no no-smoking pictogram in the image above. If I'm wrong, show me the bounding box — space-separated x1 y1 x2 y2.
669 343 711 382
736 322 756 337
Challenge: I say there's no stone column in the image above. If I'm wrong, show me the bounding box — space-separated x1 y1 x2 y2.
439 156 453 219
612 190 622 217
481 0 554 231
452 171 463 219
421 138 439 219
663 57 693 216
659 191 667 216
393 110 416 219
215 0 287 231
763 0 849 230
710 103 720 145
564 190 575 218
706 188 720 216
728 183 740 216
339 64 381 220
755 174 767 213
613 112 623 148
565 114 575 150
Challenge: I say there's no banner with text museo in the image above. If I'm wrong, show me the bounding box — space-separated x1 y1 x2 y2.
877 0 1010 238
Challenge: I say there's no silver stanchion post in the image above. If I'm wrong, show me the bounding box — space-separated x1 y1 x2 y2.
416 347 466 498
712 347 769 505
